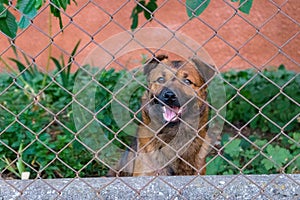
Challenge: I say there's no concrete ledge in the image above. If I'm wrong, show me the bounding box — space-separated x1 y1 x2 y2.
0 174 299 199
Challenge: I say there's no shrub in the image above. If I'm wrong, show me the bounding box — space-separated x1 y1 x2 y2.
206 132 300 175
0 64 299 178
222 65 300 133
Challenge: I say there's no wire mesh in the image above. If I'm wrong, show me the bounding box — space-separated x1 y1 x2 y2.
0 0 299 199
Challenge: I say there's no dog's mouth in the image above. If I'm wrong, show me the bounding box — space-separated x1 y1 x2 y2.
151 88 187 124
162 106 183 122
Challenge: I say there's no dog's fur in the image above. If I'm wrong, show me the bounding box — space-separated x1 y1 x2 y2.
108 55 215 176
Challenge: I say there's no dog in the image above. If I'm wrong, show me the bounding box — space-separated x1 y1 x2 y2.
107 54 215 176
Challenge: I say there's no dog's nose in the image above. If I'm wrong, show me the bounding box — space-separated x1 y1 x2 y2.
162 89 176 102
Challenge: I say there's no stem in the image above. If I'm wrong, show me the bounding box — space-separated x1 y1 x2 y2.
42 8 53 87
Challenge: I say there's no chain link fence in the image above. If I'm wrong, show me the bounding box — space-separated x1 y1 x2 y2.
0 0 299 199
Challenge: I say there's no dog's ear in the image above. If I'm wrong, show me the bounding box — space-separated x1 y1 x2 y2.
143 54 168 75
190 57 216 82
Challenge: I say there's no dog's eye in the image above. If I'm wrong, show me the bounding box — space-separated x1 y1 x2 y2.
183 79 192 85
157 77 165 83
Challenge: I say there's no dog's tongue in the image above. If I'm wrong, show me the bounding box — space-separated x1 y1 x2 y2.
163 106 180 122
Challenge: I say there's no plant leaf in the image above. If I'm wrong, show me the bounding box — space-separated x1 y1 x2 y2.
0 4 17 38
21 51 31 66
50 0 63 29
9 58 25 72
143 9 151 20
186 0 210 19
206 157 226 175
136 0 145 13
2 156 20 177
265 145 292 170
51 56 68 87
0 0 9 4
144 1 157 20
131 12 138 30
224 139 241 158
51 57 62 71
72 0 77 6
67 40 81 75
59 0 69 11
17 0 38 29
0 4 7 18
35 0 44 9
9 58 34 81
238 0 253 14
278 64 285 70
16 142 26 175
261 158 273 170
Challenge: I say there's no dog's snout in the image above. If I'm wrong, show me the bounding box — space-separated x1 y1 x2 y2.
163 90 176 101
160 88 178 104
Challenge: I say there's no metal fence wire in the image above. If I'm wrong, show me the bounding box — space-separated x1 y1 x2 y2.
0 0 299 199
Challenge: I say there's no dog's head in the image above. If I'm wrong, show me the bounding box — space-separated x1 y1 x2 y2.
142 55 215 127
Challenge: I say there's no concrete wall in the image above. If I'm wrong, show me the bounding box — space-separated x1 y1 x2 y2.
0 0 299 72
0 175 299 199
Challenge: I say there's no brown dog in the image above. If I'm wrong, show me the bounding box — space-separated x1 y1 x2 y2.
108 55 215 176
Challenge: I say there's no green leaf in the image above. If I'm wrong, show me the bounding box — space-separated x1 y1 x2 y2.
206 156 226 175
136 0 146 13
261 158 273 170
51 57 62 71
278 64 285 71
289 132 300 150
238 0 253 14
2 156 20 177
9 58 26 72
222 168 235 175
131 13 138 30
0 4 7 18
59 0 69 11
231 0 239 2
254 139 268 148
0 0 9 5
72 0 77 6
17 0 38 29
143 9 151 20
9 58 35 81
35 0 44 9
50 0 64 29
67 40 81 76
16 142 26 175
144 1 157 20
0 4 17 38
50 0 60 17
186 0 210 19
224 139 241 158
51 57 66 86
265 145 291 169
220 134 230 146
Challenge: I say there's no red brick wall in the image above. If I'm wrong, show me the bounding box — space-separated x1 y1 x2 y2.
0 0 299 72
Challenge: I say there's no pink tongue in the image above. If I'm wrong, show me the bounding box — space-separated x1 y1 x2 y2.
163 107 179 122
